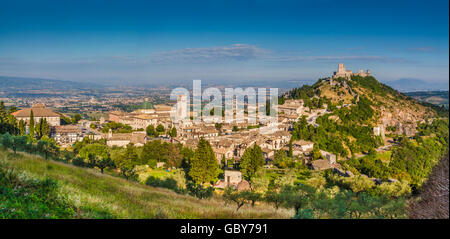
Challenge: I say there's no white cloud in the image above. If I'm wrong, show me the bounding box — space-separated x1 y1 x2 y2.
410 47 436 52
150 44 269 63
264 55 409 63
147 44 410 64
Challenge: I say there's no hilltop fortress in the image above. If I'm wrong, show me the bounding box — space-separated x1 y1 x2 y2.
332 63 371 79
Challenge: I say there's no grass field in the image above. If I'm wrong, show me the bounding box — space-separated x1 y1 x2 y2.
376 151 392 163
0 149 292 219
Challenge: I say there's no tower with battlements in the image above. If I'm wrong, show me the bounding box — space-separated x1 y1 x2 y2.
332 63 370 79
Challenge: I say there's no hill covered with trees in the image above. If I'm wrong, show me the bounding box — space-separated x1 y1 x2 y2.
286 75 444 158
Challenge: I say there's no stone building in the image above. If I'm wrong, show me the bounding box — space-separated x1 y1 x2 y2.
332 63 370 80
311 159 334 171
106 130 147 147
320 150 336 164
51 125 82 146
214 170 250 191
278 99 304 115
224 170 243 186
119 114 158 130
311 150 337 171
214 147 234 164
292 140 314 152
12 104 61 126
373 125 385 139
174 94 188 122
154 104 174 114
108 111 126 123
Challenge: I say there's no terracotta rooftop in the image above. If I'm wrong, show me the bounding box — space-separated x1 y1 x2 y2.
237 180 251 191
293 140 314 146
133 114 158 120
154 105 173 111
213 147 232 154
109 111 127 116
109 134 130 141
131 132 146 144
311 160 333 171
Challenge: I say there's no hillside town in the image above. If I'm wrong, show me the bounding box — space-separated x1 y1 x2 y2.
6 64 431 181
10 86 315 150
1 63 448 220
10 93 311 162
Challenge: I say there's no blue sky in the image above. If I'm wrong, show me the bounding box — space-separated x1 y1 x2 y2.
0 0 448 86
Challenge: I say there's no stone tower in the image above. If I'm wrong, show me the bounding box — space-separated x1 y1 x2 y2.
338 63 346 73
176 94 188 120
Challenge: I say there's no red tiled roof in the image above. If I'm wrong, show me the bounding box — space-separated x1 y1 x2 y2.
12 106 60 117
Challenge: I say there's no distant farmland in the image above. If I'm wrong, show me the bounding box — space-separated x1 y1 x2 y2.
405 91 449 108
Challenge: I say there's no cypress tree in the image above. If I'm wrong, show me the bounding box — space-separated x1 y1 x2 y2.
18 119 25 135
29 110 35 138
239 144 264 180
41 118 50 138
288 139 293 157
188 138 220 184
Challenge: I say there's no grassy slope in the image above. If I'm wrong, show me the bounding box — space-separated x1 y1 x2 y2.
317 77 436 123
0 149 291 219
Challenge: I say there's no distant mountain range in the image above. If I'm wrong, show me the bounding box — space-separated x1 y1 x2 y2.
0 76 102 91
383 78 449 92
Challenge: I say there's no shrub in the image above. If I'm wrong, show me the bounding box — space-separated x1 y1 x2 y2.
0 161 76 219
186 181 214 199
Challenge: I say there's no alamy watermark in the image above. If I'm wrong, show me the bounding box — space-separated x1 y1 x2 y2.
170 80 278 132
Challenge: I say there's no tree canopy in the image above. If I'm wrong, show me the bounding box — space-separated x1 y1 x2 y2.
188 138 220 184
239 144 264 180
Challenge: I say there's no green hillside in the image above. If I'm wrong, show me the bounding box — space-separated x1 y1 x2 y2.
0 149 291 219
285 75 441 158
